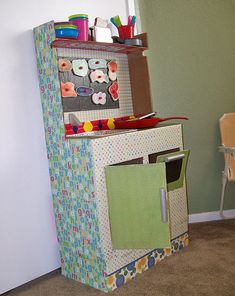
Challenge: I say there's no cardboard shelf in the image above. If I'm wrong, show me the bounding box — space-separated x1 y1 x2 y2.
51 39 148 54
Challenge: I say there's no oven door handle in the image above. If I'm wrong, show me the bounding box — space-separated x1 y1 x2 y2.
160 188 168 223
165 153 185 163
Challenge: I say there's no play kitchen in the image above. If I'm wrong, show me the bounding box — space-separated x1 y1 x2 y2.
34 15 189 292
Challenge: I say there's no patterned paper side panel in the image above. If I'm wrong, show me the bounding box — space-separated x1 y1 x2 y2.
106 233 189 291
33 22 107 292
59 140 107 291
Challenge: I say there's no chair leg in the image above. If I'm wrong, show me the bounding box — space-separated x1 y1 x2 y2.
220 171 228 219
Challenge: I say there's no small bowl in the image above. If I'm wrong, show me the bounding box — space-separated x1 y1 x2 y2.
54 24 77 30
54 21 73 26
55 28 79 39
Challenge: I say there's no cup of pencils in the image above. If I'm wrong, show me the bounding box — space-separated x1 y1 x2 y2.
110 15 136 39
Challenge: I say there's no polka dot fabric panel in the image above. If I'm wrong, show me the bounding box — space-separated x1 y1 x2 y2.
168 187 188 239
90 125 187 275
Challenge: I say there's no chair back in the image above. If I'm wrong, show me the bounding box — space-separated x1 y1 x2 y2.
220 113 235 181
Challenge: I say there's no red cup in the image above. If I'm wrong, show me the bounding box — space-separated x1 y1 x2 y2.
118 25 134 39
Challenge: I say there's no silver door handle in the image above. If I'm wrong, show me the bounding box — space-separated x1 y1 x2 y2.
165 153 185 163
160 188 168 223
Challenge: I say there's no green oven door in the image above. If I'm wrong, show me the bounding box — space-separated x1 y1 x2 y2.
156 150 190 192
105 163 171 249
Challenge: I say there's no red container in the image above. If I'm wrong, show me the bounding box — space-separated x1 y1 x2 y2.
118 25 134 39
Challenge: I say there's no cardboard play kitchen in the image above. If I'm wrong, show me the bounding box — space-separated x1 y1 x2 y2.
34 18 189 292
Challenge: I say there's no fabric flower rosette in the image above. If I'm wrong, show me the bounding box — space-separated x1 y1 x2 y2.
60 81 77 97
108 60 117 81
90 69 109 83
92 92 106 105
109 81 119 101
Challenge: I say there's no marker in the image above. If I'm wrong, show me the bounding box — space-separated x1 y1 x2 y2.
131 15 136 26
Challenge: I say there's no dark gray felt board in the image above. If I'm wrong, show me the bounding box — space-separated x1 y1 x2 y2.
59 57 119 112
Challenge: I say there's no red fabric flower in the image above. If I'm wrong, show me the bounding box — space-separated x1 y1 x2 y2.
109 81 119 101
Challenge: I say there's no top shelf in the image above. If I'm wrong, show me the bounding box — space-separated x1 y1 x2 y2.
51 33 148 54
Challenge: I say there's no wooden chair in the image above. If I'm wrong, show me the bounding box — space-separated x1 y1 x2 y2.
219 113 235 218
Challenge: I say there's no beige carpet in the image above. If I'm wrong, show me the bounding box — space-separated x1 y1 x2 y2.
5 219 235 296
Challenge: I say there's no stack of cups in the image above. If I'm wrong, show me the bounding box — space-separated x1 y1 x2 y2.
68 14 89 41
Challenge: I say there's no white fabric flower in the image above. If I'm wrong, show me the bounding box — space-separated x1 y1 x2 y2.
72 59 88 77
92 92 106 105
90 70 109 83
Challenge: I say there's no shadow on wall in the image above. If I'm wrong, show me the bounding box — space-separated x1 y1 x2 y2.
1 29 51 191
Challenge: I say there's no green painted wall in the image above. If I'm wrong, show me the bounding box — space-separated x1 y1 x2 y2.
137 0 235 214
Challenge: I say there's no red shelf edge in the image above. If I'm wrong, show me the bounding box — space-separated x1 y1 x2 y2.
51 39 148 54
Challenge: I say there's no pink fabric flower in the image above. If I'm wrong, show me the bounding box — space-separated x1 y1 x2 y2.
60 82 77 98
58 59 72 72
108 60 117 81
90 70 109 83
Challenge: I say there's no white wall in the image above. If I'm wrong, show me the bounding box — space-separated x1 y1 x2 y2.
0 1 129 293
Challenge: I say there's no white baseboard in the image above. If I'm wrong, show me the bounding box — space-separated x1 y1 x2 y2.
189 209 235 223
